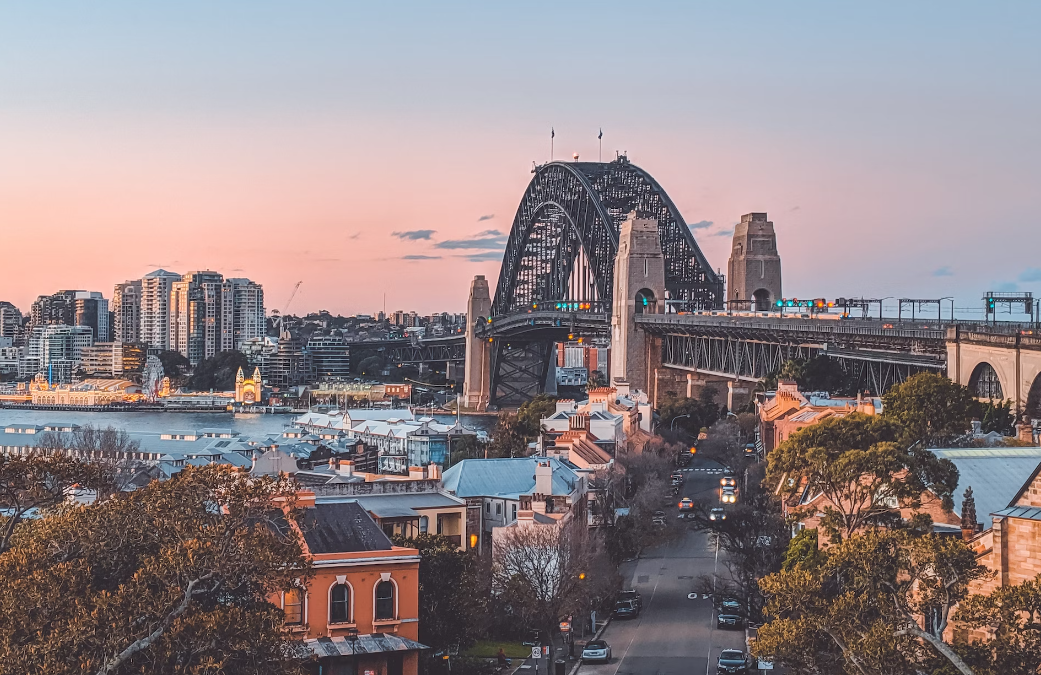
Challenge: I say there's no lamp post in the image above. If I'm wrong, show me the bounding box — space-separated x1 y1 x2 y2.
346 627 360 675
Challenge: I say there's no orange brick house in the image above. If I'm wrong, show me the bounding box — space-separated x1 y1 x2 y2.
758 381 881 455
282 495 426 675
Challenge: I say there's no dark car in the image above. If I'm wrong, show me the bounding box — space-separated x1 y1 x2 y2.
716 649 749 673
614 599 639 618
716 611 743 629
619 589 642 610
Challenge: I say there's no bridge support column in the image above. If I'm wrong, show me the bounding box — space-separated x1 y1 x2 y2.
463 275 491 411
610 212 666 395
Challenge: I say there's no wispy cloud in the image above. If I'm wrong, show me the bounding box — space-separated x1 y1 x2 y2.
789 206 801 212
477 214 495 222
932 266 953 277
1019 268 1041 282
347 232 362 240
313 258 341 263
392 229 436 241
435 230 508 250
711 228 734 237
458 251 504 263
688 220 713 230
402 254 441 260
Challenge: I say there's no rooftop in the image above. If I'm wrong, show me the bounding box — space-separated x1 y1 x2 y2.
442 457 580 499
297 501 395 554
932 447 1041 519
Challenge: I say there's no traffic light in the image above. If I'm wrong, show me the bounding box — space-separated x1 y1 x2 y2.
987 297 996 313
775 300 783 308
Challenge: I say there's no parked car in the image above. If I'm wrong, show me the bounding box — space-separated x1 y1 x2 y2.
709 507 726 521
582 640 612 663
652 511 667 526
614 599 640 618
619 589 642 610
716 649 749 673
716 611 743 629
678 497 694 510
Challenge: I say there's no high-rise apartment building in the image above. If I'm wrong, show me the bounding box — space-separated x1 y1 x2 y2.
30 291 79 328
112 280 142 343
221 278 265 351
74 291 110 343
80 341 147 377
26 325 93 384
306 334 351 381
0 301 22 343
170 271 225 366
139 269 181 351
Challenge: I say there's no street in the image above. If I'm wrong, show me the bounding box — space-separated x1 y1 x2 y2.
577 456 749 675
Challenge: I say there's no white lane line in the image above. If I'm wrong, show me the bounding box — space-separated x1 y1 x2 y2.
610 540 671 675
705 531 722 675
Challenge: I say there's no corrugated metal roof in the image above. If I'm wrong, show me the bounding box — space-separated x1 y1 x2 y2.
442 457 579 499
932 448 1041 519
298 502 395 554
301 632 428 658
993 505 1041 521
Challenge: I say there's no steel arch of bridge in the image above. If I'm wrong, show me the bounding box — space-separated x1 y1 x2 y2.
491 157 724 318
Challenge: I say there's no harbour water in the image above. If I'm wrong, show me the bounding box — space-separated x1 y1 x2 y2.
0 408 497 436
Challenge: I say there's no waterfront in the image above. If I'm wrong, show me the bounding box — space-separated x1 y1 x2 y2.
0 408 497 436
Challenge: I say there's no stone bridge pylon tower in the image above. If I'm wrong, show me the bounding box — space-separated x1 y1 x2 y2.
462 275 491 411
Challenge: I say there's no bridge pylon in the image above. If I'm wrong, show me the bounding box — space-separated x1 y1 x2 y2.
462 275 492 411
610 212 666 395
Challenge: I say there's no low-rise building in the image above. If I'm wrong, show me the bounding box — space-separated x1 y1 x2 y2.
758 381 882 455
287 497 426 675
29 376 142 406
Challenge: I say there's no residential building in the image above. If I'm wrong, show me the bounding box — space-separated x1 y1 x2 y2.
80 342 147 377
442 457 587 553
0 302 22 342
287 497 425 675
112 281 142 343
555 341 608 387
543 396 626 451
0 342 21 379
29 291 79 329
348 417 475 473
26 325 93 383
139 269 181 351
542 413 614 471
170 271 225 365
307 334 352 381
258 331 313 388
757 381 882 455
221 277 265 351
74 291 110 343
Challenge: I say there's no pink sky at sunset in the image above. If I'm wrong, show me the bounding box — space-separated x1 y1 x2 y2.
2 2 1039 318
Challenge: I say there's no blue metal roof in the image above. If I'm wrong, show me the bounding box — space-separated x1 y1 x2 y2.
931 448 1041 519
442 457 579 499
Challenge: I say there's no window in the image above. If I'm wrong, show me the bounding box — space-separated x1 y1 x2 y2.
284 588 304 625
436 515 443 535
495 502 502 515
376 580 395 620
419 516 428 533
486 502 490 513
512 504 517 521
330 583 351 624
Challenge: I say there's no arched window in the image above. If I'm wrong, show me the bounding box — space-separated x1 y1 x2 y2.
634 289 655 314
283 588 305 625
375 580 396 620
330 583 351 624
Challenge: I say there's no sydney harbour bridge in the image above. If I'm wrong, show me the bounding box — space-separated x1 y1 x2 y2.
364 155 1041 415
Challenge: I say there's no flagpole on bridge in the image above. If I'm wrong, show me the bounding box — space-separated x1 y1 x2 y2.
551 127 555 161
598 128 603 162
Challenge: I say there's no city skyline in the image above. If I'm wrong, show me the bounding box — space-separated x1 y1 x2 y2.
2 2 1040 316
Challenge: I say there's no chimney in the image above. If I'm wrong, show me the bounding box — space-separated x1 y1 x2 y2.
569 413 590 432
961 487 978 541
534 460 553 496
329 456 337 471
1018 417 1036 444
296 490 316 509
971 419 982 436
409 466 426 480
337 460 354 478
427 463 441 481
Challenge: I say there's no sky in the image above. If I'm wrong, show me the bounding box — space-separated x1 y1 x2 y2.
1 2 1039 318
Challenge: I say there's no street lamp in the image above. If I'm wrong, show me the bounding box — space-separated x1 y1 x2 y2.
346 627 360 675
670 414 690 431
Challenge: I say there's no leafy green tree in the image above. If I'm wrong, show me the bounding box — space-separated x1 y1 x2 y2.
391 534 486 654
0 465 311 675
156 350 190 379
450 434 486 465
767 413 958 542
656 391 720 436
586 370 607 389
755 530 991 675
953 573 1041 674
488 411 528 458
781 528 825 572
979 399 1015 436
186 350 252 391
882 372 979 446
516 394 558 438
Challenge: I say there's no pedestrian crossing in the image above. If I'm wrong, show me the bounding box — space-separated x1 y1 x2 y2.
681 467 723 473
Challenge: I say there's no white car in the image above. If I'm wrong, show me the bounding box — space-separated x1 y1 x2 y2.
582 640 611 663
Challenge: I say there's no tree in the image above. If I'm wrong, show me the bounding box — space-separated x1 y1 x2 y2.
882 372 979 446
767 413 959 543
516 394 558 439
782 528 825 572
953 574 1041 674
39 425 152 495
979 399 1015 437
491 521 618 663
0 450 108 554
450 434 486 465
0 465 311 675
763 357 860 396
587 370 607 389
391 534 486 653
186 350 252 391
156 350 190 379
656 391 720 437
487 411 528 458
754 530 991 675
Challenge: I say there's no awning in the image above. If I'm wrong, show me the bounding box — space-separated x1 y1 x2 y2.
302 633 428 659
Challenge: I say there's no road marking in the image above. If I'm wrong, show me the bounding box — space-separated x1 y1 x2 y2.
610 539 671 675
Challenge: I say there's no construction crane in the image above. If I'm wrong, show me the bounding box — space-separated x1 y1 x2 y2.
271 281 303 333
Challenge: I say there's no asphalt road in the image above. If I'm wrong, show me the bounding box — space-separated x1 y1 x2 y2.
577 456 750 675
